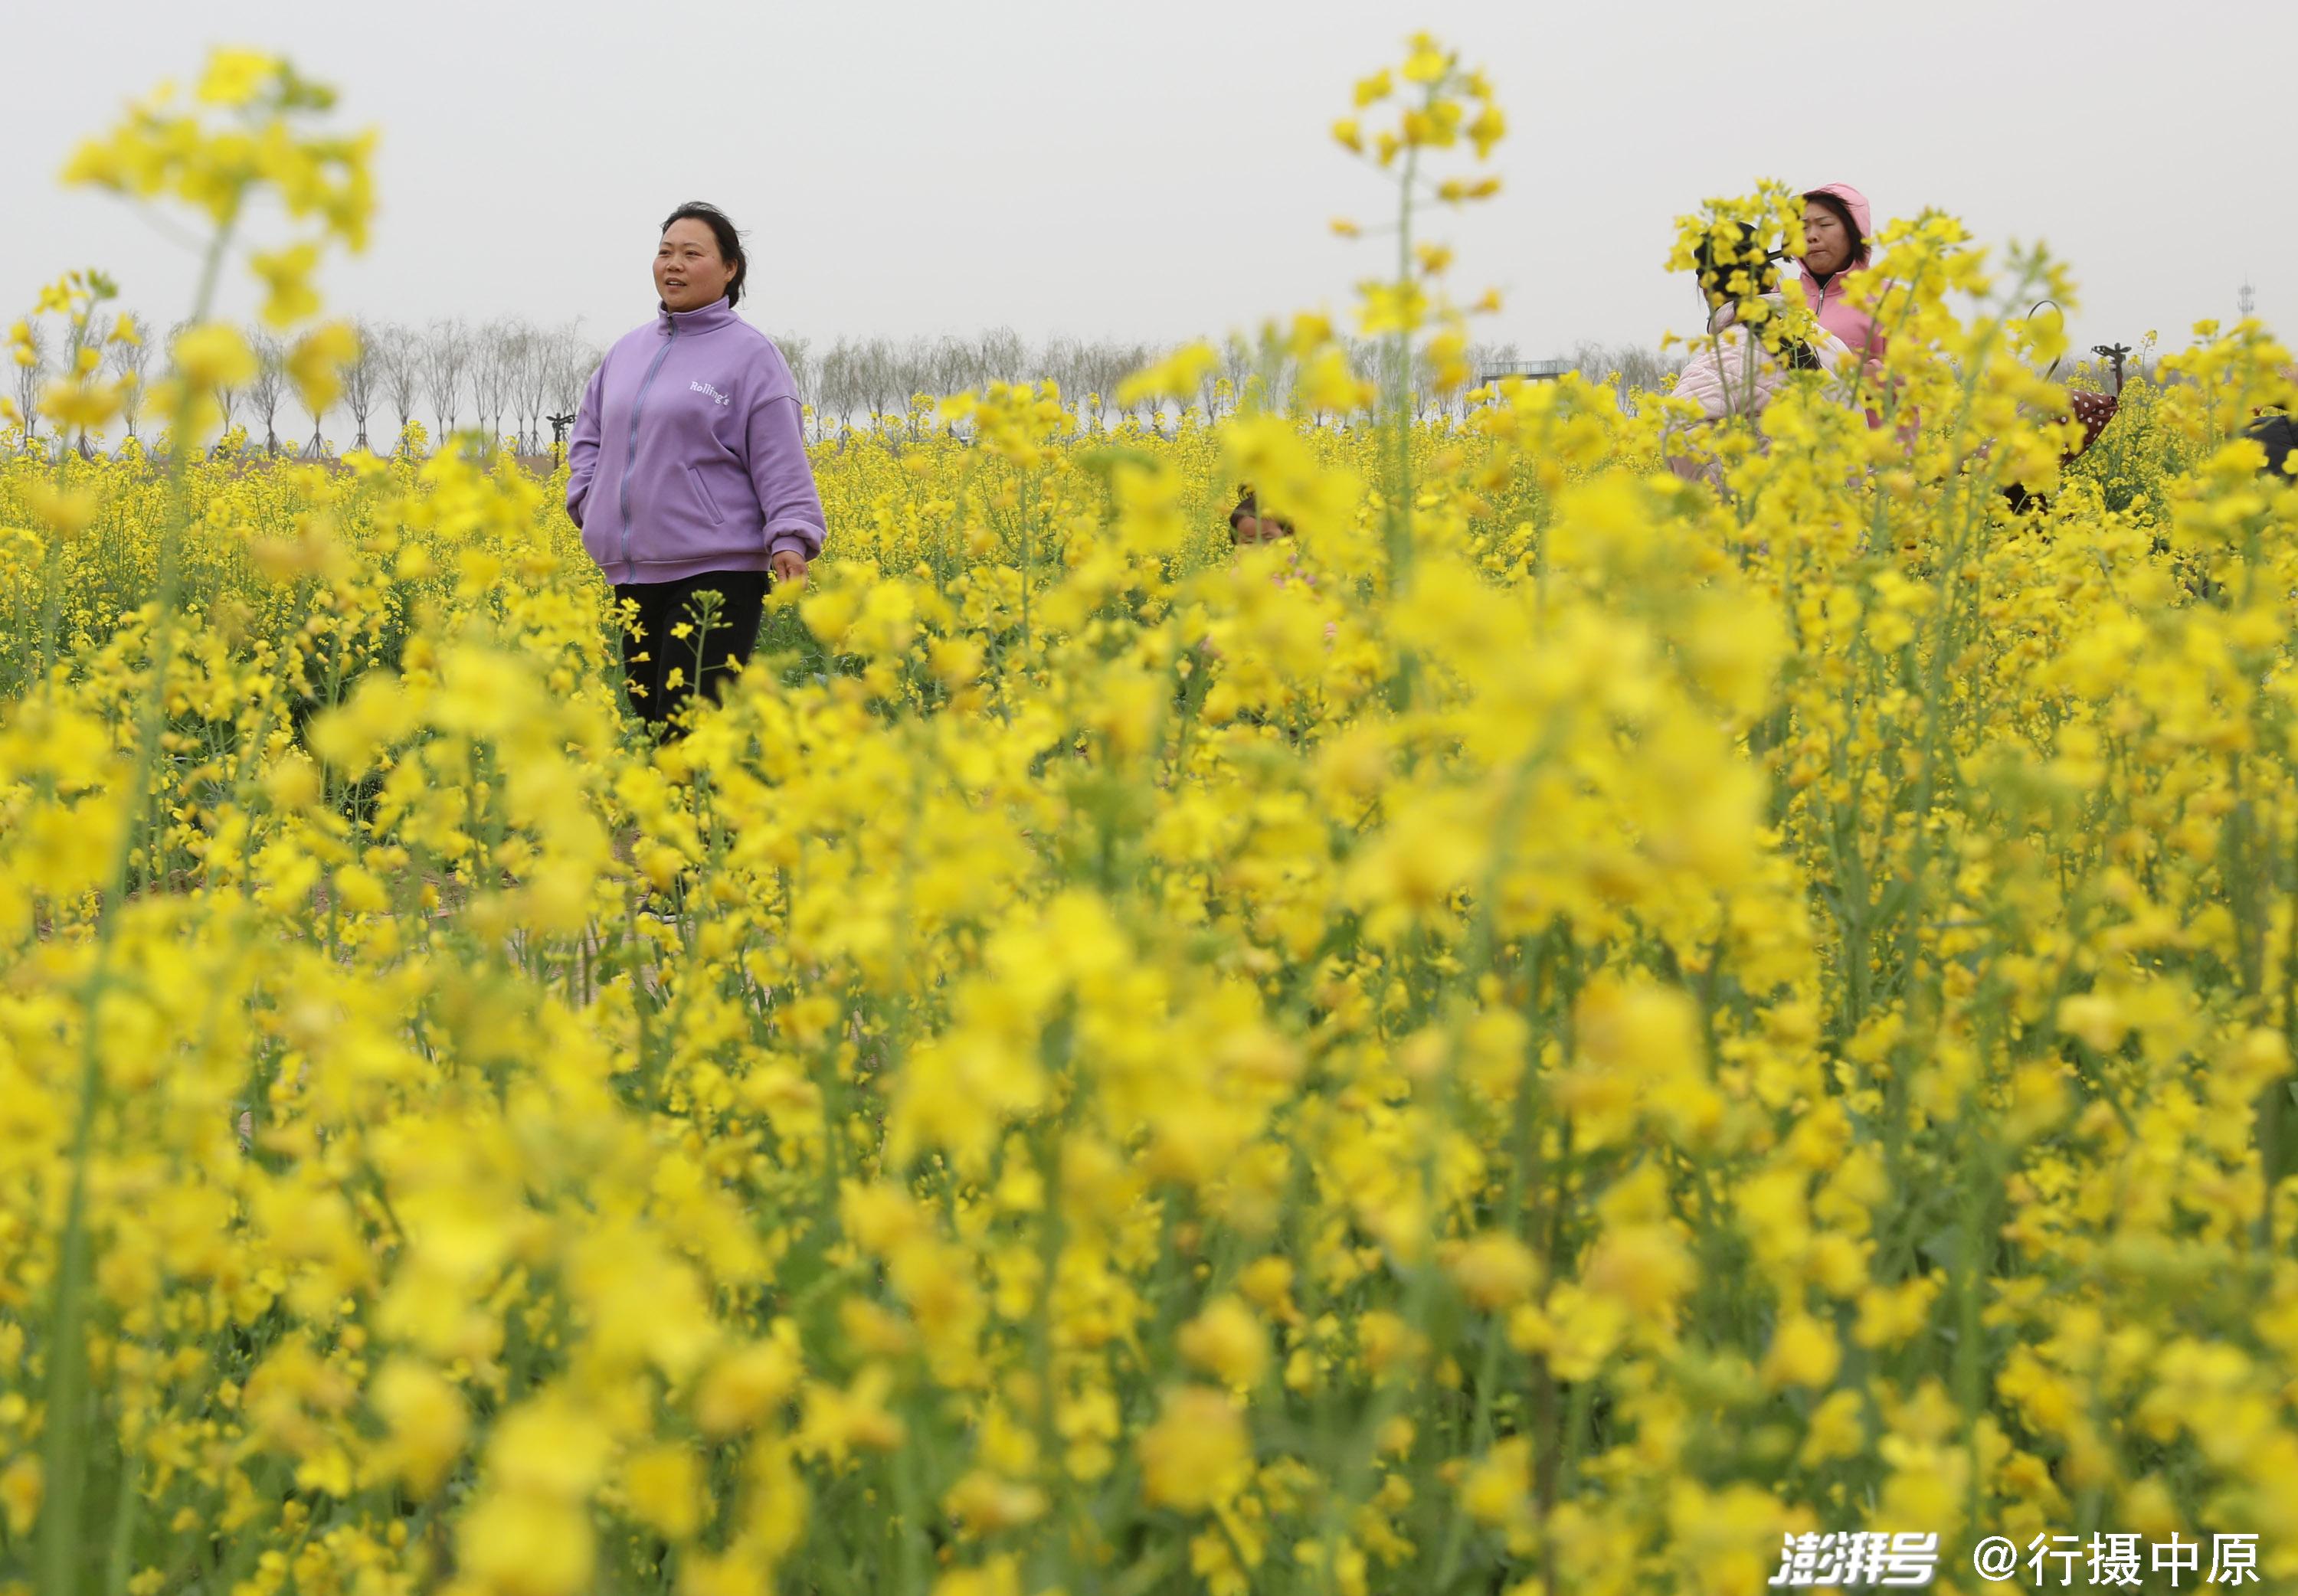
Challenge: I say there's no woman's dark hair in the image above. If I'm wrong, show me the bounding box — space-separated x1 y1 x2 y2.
660 201 748 307
1692 222 1778 306
1805 191 1865 267
1229 485 1295 541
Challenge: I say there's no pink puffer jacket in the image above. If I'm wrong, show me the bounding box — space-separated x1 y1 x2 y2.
1672 296 1855 420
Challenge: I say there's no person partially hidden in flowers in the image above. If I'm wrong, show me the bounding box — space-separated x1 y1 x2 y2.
1183 487 1327 725
2003 386 2120 515
1187 487 1296 677
1225 485 1335 639
566 200 825 737
1229 486 1295 548
2248 409 2298 478
1666 222 1854 484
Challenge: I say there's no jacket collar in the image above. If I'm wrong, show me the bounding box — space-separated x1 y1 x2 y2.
656 296 739 335
1800 262 1851 301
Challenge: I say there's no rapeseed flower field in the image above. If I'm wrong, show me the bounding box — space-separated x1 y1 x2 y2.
4 37 2296 1596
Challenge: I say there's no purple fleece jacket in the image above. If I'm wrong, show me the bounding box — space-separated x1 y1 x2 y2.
565 296 826 584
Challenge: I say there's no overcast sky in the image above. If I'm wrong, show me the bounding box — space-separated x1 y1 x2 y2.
5 0 2283 368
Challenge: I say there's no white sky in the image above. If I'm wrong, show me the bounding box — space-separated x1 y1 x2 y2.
4 0 2283 367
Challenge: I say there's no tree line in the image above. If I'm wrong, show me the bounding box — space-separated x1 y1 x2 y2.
9 313 1694 457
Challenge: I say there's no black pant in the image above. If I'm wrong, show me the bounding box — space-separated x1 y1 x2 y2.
613 570 769 733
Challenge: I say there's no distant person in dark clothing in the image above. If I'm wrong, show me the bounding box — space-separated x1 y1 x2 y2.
2247 412 2298 476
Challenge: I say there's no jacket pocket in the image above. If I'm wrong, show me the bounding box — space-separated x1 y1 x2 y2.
686 463 726 526
576 469 615 567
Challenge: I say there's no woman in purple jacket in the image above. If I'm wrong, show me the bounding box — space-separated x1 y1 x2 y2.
567 201 827 732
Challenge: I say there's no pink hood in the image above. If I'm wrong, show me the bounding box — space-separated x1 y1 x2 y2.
1804 182 1872 260
1797 182 1882 361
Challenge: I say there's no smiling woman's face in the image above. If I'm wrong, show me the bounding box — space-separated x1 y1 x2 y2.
655 219 735 312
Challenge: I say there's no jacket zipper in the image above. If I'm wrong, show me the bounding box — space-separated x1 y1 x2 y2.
617 320 678 577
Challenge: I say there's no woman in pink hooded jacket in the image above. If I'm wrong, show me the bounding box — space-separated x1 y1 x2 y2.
1796 183 1884 362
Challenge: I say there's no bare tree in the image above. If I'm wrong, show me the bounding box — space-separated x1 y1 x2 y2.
369 321 421 447
1262 343 1299 417
1193 332 1268 424
341 319 378 451
1225 328 1296 419
1194 361 1223 425
817 338 858 438
1216 335 1258 420
512 322 552 452
162 319 199 450
1121 342 1167 433
893 335 935 427
1033 334 1078 415
245 331 289 454
1410 345 1444 424
771 332 811 413
977 325 1026 388
214 378 244 446
106 314 153 444
1043 335 1075 417
854 337 899 427
418 318 470 439
1075 339 1132 430
12 322 49 451
470 320 519 446
926 335 977 399
1347 337 1386 424
297 342 333 459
